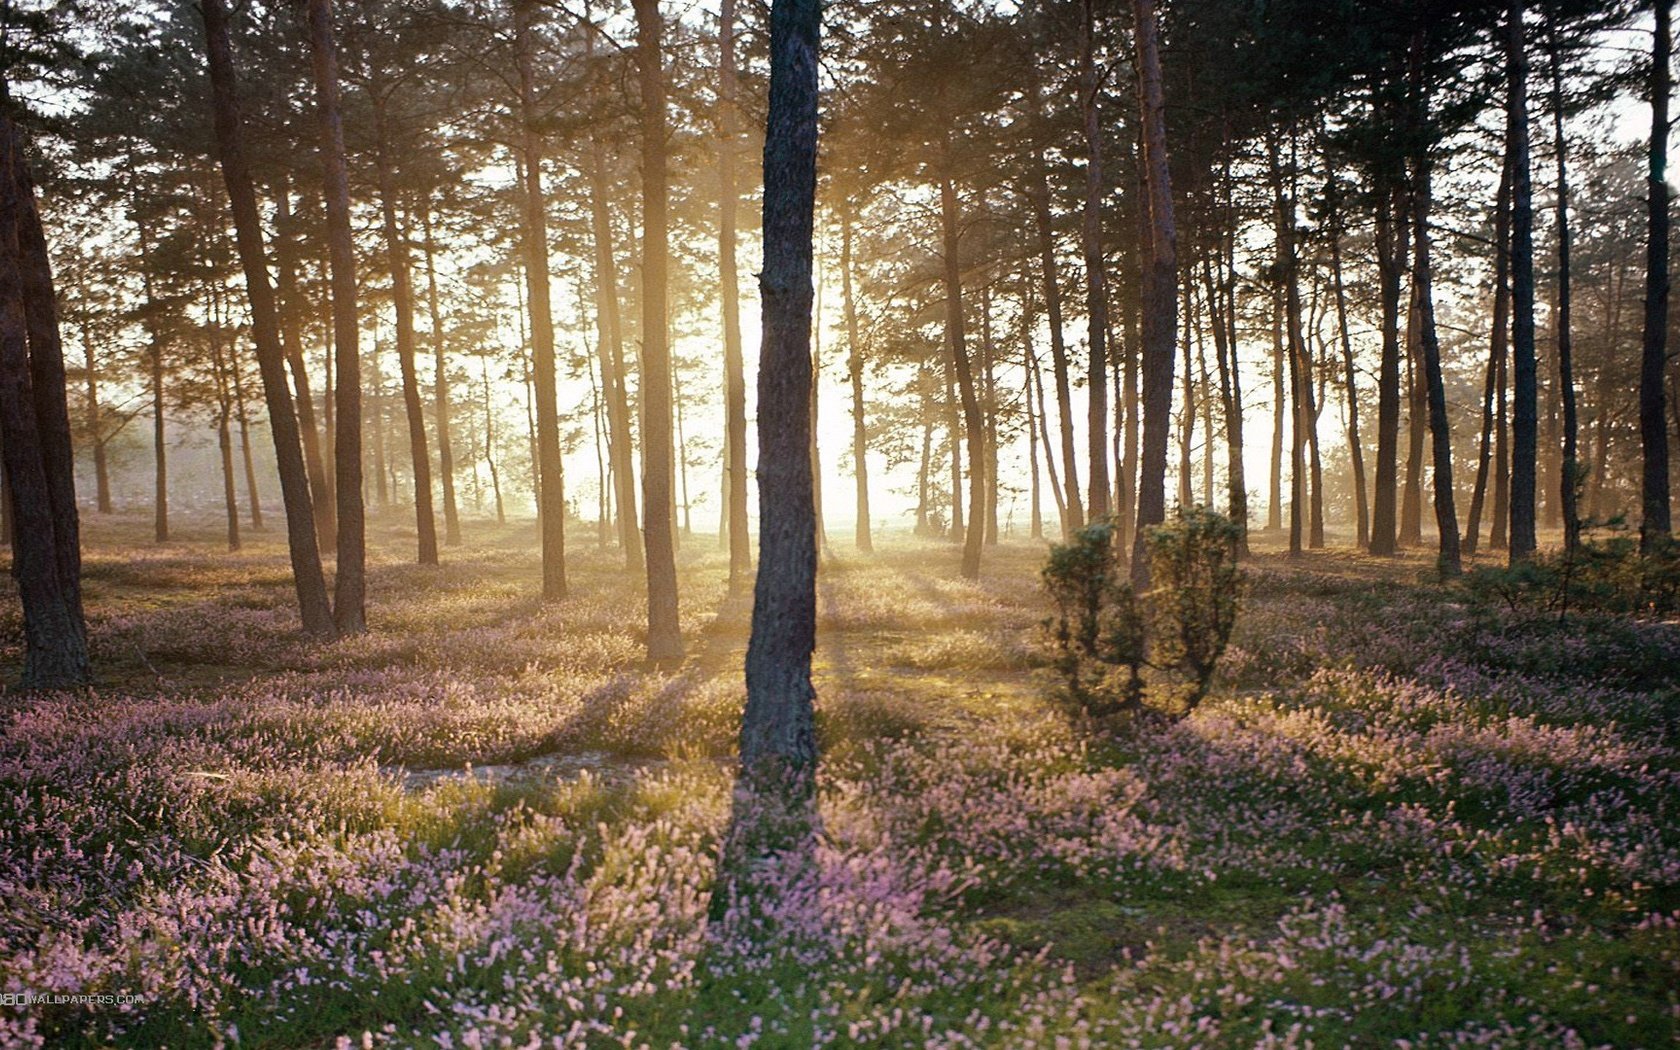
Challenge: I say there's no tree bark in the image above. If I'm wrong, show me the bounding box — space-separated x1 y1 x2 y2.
718 0 753 579
421 198 461 547
1327 190 1368 549
736 0 820 810
1465 153 1513 555
938 160 986 579
1024 87 1082 534
374 101 439 567
201 0 336 637
1129 0 1177 584
1643 0 1673 551
633 0 683 661
1080 0 1111 521
273 179 334 552
516 0 569 601
1546 23 1580 550
0 107 91 687
1370 175 1405 556
1508 0 1540 561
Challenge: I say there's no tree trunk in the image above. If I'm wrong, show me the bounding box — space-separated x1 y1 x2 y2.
1410 44 1462 576
1643 0 1673 551
516 0 569 600
1370 175 1405 556
78 325 110 513
1025 88 1083 534
1508 0 1540 560
374 102 439 567
731 0 821 849
137 215 168 543
633 0 683 661
201 0 335 637
421 199 461 546
938 163 986 579
1328 193 1368 548
1271 135 1306 556
481 354 505 525
231 344 263 530
1545 24 1580 550
1129 0 1177 584
1080 0 1111 521
718 0 752 580
1269 291 1284 532
1465 153 1513 556
273 178 334 552
1401 275 1426 547
302 0 366 633
0 107 91 687
981 283 1001 544
841 203 871 552
586 137 641 573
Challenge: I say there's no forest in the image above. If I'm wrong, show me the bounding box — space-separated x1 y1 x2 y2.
2 0 1679 1045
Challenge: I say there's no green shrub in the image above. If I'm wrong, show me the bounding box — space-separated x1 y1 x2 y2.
1041 509 1242 720
1462 521 1680 619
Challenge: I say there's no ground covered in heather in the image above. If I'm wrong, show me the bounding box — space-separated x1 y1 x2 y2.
1 514 1678 1049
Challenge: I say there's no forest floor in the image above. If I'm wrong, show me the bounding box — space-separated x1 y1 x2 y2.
2 511 1678 1048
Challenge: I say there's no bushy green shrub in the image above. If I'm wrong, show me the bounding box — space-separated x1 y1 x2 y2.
1462 521 1680 619
1041 509 1242 720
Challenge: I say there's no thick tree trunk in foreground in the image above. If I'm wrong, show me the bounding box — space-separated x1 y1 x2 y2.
1508 0 1540 561
0 108 91 688
724 0 821 904
201 0 336 638
517 0 568 601
634 0 683 661
1130 0 1177 585
1643 0 1673 551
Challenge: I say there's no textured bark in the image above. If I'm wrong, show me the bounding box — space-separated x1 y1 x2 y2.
1130 0 1177 585
201 0 336 638
305 0 367 633
516 0 568 601
374 102 438 567
1508 0 1540 561
633 0 683 661
1643 0 1673 550
1079 0 1110 521
0 108 91 688
1370 176 1405 556
738 0 820 789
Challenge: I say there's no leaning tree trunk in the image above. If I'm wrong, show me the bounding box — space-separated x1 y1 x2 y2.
1508 0 1540 561
374 101 439 567
0 106 92 688
516 0 568 601
1642 0 1673 551
200 0 336 638
1129 0 1177 585
718 0 822 914
633 0 683 661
